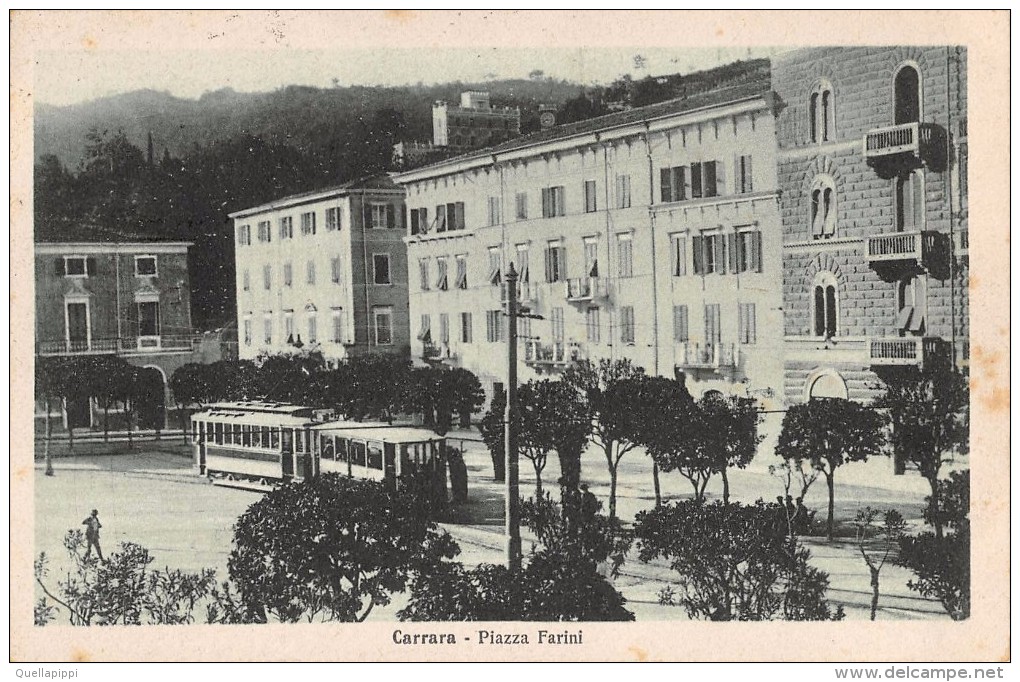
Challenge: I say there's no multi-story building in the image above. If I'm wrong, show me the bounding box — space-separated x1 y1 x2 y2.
394 76 783 415
772 48 968 410
229 176 410 362
34 231 209 430
433 91 521 151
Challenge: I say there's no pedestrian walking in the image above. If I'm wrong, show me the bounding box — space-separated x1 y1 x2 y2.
796 497 811 534
82 509 104 561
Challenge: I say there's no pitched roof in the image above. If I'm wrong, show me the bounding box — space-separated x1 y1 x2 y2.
227 174 400 219
33 221 187 244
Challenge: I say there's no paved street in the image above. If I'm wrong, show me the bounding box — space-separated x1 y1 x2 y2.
34 440 950 622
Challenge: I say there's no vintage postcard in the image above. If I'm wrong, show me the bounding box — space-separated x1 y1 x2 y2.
9 10 1010 664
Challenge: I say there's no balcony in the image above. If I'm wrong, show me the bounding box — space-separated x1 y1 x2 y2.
866 230 937 270
956 228 969 258
869 337 945 367
863 122 938 171
422 342 456 363
675 342 738 371
564 277 608 303
523 340 582 372
36 335 200 356
500 281 537 310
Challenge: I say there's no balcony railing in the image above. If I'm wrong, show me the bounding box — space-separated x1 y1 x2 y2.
565 277 608 303
863 122 935 164
956 228 969 256
500 281 537 308
422 342 456 362
869 337 943 367
36 335 200 356
523 340 583 370
866 230 936 268
675 342 737 370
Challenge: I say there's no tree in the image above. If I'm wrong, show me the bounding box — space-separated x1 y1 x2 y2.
89 355 133 441
875 357 969 539
776 398 887 540
642 395 715 503
769 457 820 501
635 500 844 621
326 354 411 421
896 470 970 620
34 530 216 626
228 474 459 622
512 380 589 500
401 366 484 436
520 492 630 573
853 507 906 620
628 376 692 507
478 387 506 482
701 393 763 504
562 359 646 520
253 349 328 404
35 357 65 476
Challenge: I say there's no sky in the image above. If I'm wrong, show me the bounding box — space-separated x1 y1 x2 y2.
33 46 779 108
16 11 788 107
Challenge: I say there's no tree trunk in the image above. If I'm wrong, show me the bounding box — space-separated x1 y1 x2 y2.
652 461 662 508
928 475 944 540
826 472 836 541
869 564 880 621
44 397 54 476
608 465 618 521
103 404 110 442
126 401 133 449
534 461 543 501
722 466 730 505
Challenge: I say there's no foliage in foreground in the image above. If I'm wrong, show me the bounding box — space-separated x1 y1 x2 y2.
634 500 844 621
896 470 970 620
34 530 216 626
224 473 459 623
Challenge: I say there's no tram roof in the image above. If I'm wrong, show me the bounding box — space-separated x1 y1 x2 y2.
191 410 316 427
311 421 445 443
206 401 315 416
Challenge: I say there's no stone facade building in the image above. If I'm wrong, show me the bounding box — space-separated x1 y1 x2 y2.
229 176 410 362
772 47 968 405
394 76 784 416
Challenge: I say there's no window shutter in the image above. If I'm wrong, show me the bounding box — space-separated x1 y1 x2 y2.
814 287 825 336
55 258 65 276
910 277 927 333
541 188 550 217
559 247 567 281
86 257 97 276
386 204 395 229
711 159 724 196
435 205 444 231
544 247 552 282
715 236 726 274
660 168 672 203
728 233 738 273
746 156 753 192
738 303 746 343
749 303 756 343
676 237 687 276
690 162 702 198
752 232 763 272
678 166 688 201
692 235 704 275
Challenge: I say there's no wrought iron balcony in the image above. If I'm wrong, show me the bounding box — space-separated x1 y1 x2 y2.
523 340 582 371
866 230 937 270
675 342 737 371
869 337 944 367
565 277 608 303
863 122 937 168
422 342 456 363
36 335 200 356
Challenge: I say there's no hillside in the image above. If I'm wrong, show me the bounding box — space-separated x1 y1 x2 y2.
34 78 587 168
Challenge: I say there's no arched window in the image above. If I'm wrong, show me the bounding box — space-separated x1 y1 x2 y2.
894 170 924 232
812 272 839 338
809 80 835 143
894 65 921 125
810 175 837 239
808 371 848 400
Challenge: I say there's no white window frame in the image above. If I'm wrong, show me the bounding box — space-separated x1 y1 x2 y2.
331 308 346 344
370 203 388 229
64 256 88 278
373 307 394 346
284 310 295 342
616 232 633 278
134 255 158 277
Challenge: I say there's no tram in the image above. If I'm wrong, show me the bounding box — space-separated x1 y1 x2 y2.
190 402 448 494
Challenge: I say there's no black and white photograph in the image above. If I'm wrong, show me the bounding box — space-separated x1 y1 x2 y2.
10 9 1010 667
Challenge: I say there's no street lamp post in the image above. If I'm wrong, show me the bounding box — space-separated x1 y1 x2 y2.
504 263 522 573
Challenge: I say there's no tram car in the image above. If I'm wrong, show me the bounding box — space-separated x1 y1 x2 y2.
190 403 448 496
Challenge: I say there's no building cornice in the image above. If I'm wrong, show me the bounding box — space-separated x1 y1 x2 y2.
35 242 192 255
229 188 404 220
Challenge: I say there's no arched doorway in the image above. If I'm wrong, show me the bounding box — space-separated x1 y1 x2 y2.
135 367 166 430
807 370 848 400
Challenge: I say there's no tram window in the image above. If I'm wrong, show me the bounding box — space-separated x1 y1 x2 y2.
242 425 251 447
214 423 223 445
368 442 383 470
385 450 396 475
260 426 270 449
205 423 215 443
295 429 304 453
351 440 367 467
270 428 280 450
337 438 349 463
234 424 242 445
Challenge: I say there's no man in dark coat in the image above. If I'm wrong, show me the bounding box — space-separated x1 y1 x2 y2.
82 509 104 561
